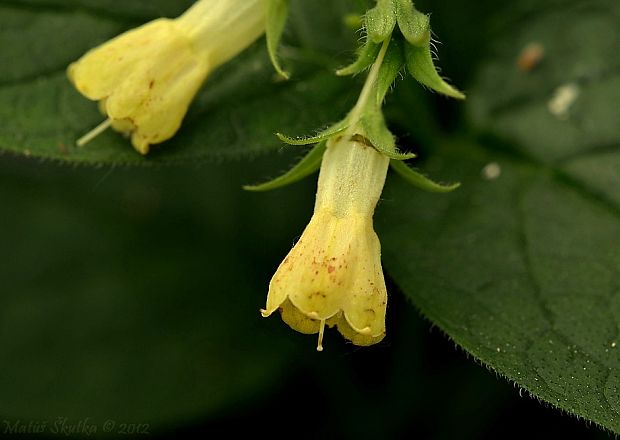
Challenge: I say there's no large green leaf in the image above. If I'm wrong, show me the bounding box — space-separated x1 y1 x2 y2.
381 0 620 433
380 140 620 433
0 0 360 165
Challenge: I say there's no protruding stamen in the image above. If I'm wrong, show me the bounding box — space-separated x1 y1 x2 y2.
259 308 270 318
317 319 326 352
77 119 112 147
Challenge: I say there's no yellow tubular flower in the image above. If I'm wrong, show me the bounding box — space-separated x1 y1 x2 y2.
68 0 265 154
261 136 390 351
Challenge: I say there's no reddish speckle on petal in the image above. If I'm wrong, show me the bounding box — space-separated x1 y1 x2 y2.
328 266 335 273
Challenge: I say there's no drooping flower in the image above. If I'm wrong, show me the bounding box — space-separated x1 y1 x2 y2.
255 1 464 351
68 0 265 154
261 136 390 350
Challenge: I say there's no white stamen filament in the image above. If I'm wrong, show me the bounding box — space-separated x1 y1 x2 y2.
76 119 112 147
317 319 326 352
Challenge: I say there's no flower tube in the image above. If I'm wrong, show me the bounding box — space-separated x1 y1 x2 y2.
68 0 265 154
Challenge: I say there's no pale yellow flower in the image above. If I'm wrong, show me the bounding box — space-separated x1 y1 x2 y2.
68 0 265 154
261 137 390 350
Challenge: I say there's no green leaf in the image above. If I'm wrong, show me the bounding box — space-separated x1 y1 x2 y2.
244 141 326 191
404 34 465 100
382 0 620 433
336 38 381 76
266 0 291 79
365 0 397 43
0 0 361 165
380 138 620 435
394 0 430 46
390 159 460 192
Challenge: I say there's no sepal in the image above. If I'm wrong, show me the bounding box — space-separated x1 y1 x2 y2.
244 141 326 192
404 35 465 99
366 0 397 43
336 39 381 76
390 159 460 192
395 0 430 46
359 107 414 160
276 120 348 145
375 38 405 103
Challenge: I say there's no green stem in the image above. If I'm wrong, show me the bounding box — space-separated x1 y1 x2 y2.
343 36 391 139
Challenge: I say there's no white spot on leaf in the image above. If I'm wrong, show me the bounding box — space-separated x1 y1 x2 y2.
482 162 501 180
548 83 580 120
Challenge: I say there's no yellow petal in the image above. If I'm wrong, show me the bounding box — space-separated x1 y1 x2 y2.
68 19 179 100
279 299 321 335
340 222 387 338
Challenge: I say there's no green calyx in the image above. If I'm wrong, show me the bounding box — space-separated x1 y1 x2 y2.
395 0 430 47
404 35 465 100
390 159 460 192
336 39 381 76
248 1 463 193
243 141 327 192
340 0 464 99
366 0 397 43
276 120 349 146
356 104 414 161
242 120 347 192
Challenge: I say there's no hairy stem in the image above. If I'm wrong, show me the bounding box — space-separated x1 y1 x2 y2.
343 36 391 139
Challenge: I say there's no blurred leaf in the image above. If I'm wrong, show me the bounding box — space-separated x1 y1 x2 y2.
0 0 361 165
381 0 620 433
468 0 620 163
0 153 317 430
